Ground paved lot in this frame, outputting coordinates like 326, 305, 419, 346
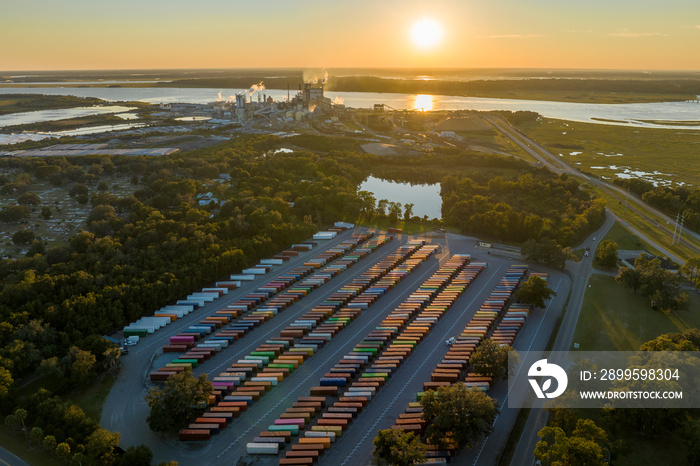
101, 230, 571, 465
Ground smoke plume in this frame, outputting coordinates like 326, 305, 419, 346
248, 81, 265, 97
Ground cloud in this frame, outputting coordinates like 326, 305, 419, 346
477, 34, 543, 39
566, 29, 596, 34
609, 31, 668, 38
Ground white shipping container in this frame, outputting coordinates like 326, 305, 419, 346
260, 259, 284, 265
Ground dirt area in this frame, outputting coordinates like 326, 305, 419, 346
435, 116, 492, 132
360, 142, 401, 156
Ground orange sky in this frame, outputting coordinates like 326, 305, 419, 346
1, 0, 699, 71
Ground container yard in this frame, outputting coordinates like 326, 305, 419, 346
101, 226, 570, 466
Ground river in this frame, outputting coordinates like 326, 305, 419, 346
0, 87, 698, 130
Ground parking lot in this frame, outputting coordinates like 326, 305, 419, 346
101, 229, 571, 465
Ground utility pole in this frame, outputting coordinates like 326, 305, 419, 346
672, 212, 680, 245
677, 213, 685, 245
624, 187, 630, 213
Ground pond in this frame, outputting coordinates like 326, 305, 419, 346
359, 176, 442, 219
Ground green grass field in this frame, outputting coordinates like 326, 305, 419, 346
0, 426, 54, 466
518, 118, 700, 187
65, 373, 117, 422
571, 274, 700, 351
356, 216, 439, 236
602, 220, 657, 253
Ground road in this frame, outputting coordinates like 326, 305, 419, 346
484, 116, 699, 259
102, 227, 392, 461
0, 448, 29, 466
507, 213, 625, 466
101, 230, 571, 465
325, 234, 570, 466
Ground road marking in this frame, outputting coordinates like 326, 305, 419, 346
214, 251, 446, 459
336, 265, 503, 466
133, 230, 358, 355
471, 277, 562, 466
199, 241, 405, 376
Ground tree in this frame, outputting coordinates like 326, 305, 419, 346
18, 192, 41, 206
56, 442, 71, 459
387, 202, 403, 223
515, 276, 556, 308
69, 183, 89, 198
376, 199, 388, 217
682, 419, 700, 466
420, 383, 496, 449
534, 426, 569, 466
616, 266, 640, 292
12, 229, 35, 245
470, 339, 515, 380
594, 239, 618, 268
0, 205, 31, 222
403, 203, 414, 221
85, 428, 120, 466
118, 444, 153, 466
372, 429, 427, 466
30, 426, 44, 447
535, 419, 611, 466
4, 408, 28, 437
65, 346, 96, 387
40, 206, 52, 220
43, 435, 57, 454
0, 366, 14, 397
521, 237, 570, 270
26, 240, 46, 257
71, 452, 88, 466
616, 254, 688, 311
679, 257, 700, 288
146, 371, 213, 433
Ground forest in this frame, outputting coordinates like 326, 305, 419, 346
0, 134, 605, 464
613, 177, 700, 233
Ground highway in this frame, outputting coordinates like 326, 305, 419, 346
484, 115, 699, 260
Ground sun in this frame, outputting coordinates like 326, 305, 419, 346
411, 19, 443, 49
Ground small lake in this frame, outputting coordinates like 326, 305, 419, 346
0, 105, 136, 128
359, 176, 442, 219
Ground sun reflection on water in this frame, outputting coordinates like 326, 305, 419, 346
413, 94, 433, 111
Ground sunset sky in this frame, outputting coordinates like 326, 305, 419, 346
1, 0, 699, 71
